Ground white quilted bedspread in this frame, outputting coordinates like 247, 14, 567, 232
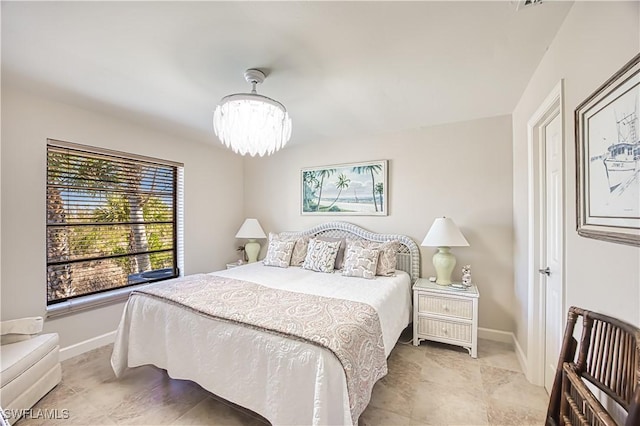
111, 263, 412, 426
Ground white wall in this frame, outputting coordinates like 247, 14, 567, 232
512, 1, 640, 354
244, 115, 515, 332
0, 87, 244, 348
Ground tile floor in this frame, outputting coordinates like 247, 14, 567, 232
17, 336, 549, 425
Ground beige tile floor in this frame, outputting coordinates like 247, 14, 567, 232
17, 337, 549, 426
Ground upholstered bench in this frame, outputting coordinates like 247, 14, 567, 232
0, 317, 61, 425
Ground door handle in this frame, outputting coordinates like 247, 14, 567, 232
538, 267, 551, 276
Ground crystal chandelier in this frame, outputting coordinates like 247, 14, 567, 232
213, 69, 292, 157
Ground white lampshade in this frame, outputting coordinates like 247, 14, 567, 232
235, 218, 267, 239
421, 217, 469, 247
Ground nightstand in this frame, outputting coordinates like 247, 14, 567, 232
226, 261, 245, 269
413, 278, 479, 358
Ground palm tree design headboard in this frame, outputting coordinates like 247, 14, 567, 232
280, 221, 420, 282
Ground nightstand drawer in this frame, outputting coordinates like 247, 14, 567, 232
417, 294, 473, 319
417, 317, 472, 344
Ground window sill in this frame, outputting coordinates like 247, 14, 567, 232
46, 284, 151, 319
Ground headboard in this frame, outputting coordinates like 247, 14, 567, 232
280, 221, 420, 283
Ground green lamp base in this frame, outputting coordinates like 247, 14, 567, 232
244, 240, 261, 263
433, 246, 456, 285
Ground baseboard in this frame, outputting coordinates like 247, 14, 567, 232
478, 327, 529, 375
59, 330, 117, 361
513, 334, 528, 378
478, 327, 513, 344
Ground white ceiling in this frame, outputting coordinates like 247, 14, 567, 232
2, 1, 573, 148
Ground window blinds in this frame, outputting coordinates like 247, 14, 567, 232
46, 141, 180, 305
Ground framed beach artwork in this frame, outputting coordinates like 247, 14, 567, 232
575, 53, 640, 246
301, 160, 388, 216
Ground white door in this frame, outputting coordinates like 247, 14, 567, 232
543, 112, 563, 393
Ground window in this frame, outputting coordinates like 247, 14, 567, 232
46, 140, 181, 306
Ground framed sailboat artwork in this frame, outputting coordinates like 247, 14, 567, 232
575, 53, 640, 246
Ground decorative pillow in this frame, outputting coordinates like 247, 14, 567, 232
371, 240, 400, 276
348, 239, 399, 276
263, 233, 295, 268
290, 236, 310, 266
342, 244, 380, 279
302, 238, 341, 273
317, 236, 346, 269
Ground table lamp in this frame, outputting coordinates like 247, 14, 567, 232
421, 217, 469, 285
235, 218, 267, 263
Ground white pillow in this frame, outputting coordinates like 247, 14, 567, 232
302, 238, 341, 273
263, 233, 295, 268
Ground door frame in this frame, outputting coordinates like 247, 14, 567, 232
526, 80, 565, 386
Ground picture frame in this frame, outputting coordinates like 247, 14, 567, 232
301, 160, 388, 216
575, 53, 640, 246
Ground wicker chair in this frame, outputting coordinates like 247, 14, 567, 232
546, 306, 640, 426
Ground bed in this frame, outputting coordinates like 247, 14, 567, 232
111, 222, 420, 425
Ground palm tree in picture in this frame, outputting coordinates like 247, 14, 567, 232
352, 164, 383, 212
315, 168, 335, 211
375, 182, 384, 210
302, 171, 319, 212
325, 173, 351, 211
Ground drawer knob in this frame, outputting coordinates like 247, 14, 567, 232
442, 327, 448, 334
442, 305, 448, 311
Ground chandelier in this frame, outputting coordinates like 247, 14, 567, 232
213, 69, 292, 157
